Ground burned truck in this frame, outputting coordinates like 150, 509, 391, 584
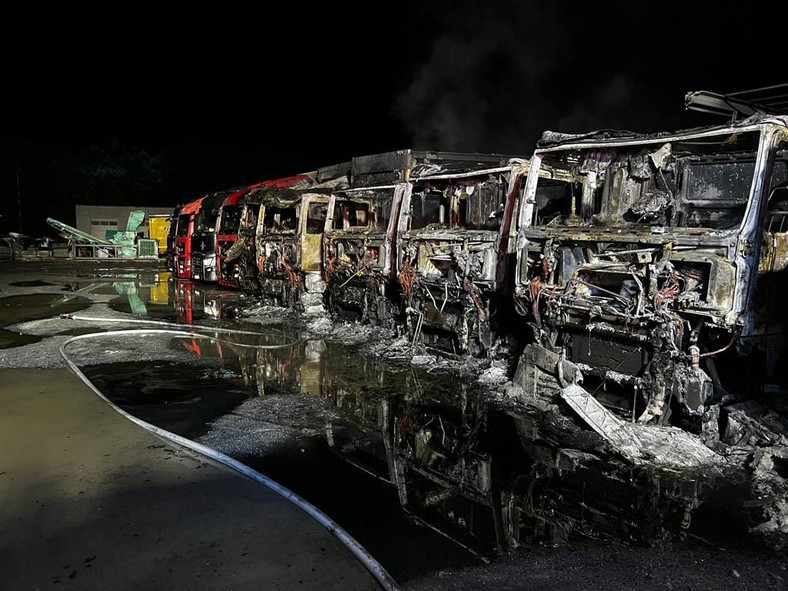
323, 152, 408, 328
508, 109, 788, 544
324, 149, 528, 344
241, 164, 351, 311
395, 155, 526, 356
173, 196, 204, 279
217, 174, 314, 290
513, 113, 788, 422
216, 182, 266, 289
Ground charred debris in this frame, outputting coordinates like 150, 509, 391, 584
164, 88, 788, 555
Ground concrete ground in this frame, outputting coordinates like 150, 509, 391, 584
0, 366, 381, 591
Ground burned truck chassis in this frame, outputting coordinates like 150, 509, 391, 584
256, 250, 300, 307
518, 234, 732, 427
326, 266, 398, 328
400, 270, 494, 357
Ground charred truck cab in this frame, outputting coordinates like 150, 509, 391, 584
510, 110, 788, 453
324, 151, 409, 328
396, 154, 527, 357
250, 164, 351, 311
190, 191, 230, 282
217, 174, 313, 290
324, 150, 530, 343
216, 182, 267, 289
174, 197, 204, 279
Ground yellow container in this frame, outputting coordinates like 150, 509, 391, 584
148, 215, 171, 255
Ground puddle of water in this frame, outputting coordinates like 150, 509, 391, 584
104, 277, 245, 325
62, 283, 121, 295
82, 329, 726, 578
79, 334, 484, 582
83, 361, 254, 439
74, 269, 164, 284
54, 271, 251, 327
0, 292, 94, 349
109, 297, 179, 321
0, 328, 42, 349
9, 280, 55, 287
0, 293, 93, 328
70, 322, 779, 581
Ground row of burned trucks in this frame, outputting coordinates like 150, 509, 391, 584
167, 113, 788, 446
167, 150, 520, 356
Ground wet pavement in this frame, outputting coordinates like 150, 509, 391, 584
0, 260, 382, 590
0, 367, 380, 591
1, 259, 787, 590
0, 293, 92, 348
76, 342, 486, 581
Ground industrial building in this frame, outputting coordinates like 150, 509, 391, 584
75, 205, 174, 246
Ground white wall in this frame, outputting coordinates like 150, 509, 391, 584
75, 205, 173, 240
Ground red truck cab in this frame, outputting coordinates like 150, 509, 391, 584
190, 191, 231, 282
174, 197, 204, 279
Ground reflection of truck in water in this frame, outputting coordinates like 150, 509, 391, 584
198, 331, 734, 557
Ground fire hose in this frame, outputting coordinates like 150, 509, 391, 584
57, 318, 400, 591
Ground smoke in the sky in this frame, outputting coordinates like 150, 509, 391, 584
393, 4, 564, 155
392, 1, 757, 154
555, 75, 640, 134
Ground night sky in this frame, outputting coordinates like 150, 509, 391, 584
1, 1, 779, 236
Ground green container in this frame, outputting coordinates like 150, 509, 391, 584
137, 239, 158, 258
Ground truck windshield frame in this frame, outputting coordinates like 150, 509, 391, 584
176, 215, 191, 237
528, 130, 762, 231
218, 206, 242, 235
